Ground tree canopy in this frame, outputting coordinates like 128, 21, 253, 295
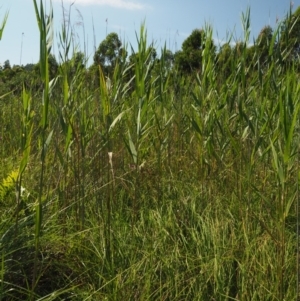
174, 29, 216, 74
93, 32, 126, 75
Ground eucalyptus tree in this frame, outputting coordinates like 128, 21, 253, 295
175, 29, 216, 74
93, 32, 126, 76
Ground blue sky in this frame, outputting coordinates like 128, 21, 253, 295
0, 0, 297, 66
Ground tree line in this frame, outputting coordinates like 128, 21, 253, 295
1, 6, 300, 95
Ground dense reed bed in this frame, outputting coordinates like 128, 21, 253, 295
0, 2, 299, 300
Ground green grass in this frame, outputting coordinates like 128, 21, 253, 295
0, 2, 299, 300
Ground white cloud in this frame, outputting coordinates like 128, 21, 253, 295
56, 0, 146, 10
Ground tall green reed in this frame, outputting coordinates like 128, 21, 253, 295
0, 12, 8, 301
152, 45, 173, 200
269, 68, 300, 300
15, 86, 33, 235
0, 10, 8, 41
32, 0, 53, 295
126, 23, 156, 218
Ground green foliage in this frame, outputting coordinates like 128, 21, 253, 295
217, 43, 234, 78
175, 28, 216, 74
47, 53, 58, 79
255, 25, 273, 65
0, 170, 18, 201
280, 6, 300, 62
93, 32, 126, 76
175, 29, 204, 73
0, 4, 299, 301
